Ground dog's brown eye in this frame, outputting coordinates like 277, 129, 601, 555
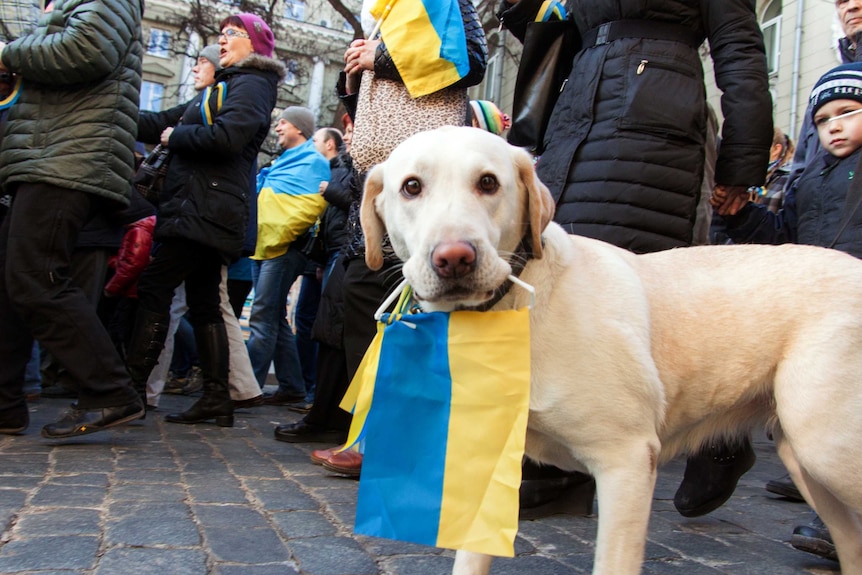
478, 174, 499, 194
401, 178, 422, 197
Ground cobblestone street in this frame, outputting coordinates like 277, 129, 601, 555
0, 392, 842, 574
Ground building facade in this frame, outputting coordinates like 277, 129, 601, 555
141, 0, 360, 158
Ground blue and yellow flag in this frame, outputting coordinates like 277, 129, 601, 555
343, 293, 531, 557
369, 0, 469, 98
253, 139, 330, 260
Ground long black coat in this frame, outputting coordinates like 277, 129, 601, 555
500, 0, 773, 253
138, 54, 284, 262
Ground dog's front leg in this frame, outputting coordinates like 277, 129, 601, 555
452, 550, 493, 575
591, 446, 659, 574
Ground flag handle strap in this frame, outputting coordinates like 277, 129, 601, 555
374, 275, 536, 321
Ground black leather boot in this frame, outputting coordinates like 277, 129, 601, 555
519, 458, 596, 519
674, 437, 756, 517
165, 323, 233, 427
125, 308, 171, 410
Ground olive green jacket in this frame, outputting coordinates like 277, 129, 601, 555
0, 0, 144, 205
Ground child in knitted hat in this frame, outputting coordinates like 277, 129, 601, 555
714, 61, 862, 257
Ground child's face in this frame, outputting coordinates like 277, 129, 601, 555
814, 99, 862, 157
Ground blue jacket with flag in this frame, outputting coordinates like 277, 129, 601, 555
138, 54, 284, 263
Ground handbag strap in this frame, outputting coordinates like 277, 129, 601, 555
828, 151, 862, 249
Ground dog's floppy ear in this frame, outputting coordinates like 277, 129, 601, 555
361, 163, 387, 271
513, 147, 555, 259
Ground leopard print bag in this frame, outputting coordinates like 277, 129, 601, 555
351, 70, 468, 173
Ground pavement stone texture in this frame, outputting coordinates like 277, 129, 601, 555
0, 391, 842, 575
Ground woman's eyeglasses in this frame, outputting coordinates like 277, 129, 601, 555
219, 29, 250, 40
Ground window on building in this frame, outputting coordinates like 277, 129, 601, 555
761, 0, 782, 76
484, 53, 500, 102
147, 28, 171, 57
140, 81, 164, 112
284, 0, 306, 21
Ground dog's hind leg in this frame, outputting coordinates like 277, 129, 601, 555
452, 550, 493, 575
776, 429, 862, 573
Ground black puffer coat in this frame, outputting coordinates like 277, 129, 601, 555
138, 54, 284, 262
499, 0, 773, 253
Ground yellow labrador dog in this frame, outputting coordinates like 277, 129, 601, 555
360, 126, 862, 575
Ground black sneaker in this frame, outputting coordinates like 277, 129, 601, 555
791, 513, 837, 561
0, 407, 29, 435
39, 383, 77, 399
765, 473, 804, 502
674, 438, 756, 517
41, 399, 145, 439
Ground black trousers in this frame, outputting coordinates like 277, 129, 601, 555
136, 238, 224, 327
0, 184, 136, 411
305, 255, 401, 431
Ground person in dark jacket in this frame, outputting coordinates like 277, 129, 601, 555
497, 0, 773, 517
273, 0, 487, 470
125, 13, 283, 428
0, 0, 146, 438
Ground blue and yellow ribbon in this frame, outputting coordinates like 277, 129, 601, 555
0, 76, 23, 111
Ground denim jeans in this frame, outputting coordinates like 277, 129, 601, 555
246, 247, 307, 396
294, 273, 321, 402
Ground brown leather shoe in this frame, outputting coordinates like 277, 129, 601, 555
311, 446, 339, 466
322, 449, 362, 476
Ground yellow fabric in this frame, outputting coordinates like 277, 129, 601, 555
437, 308, 530, 555
339, 323, 385, 452
252, 187, 327, 260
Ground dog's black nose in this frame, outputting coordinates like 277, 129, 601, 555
431, 241, 476, 279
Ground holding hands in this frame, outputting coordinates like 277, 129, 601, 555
709, 184, 750, 216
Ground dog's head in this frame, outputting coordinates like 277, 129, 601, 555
361, 126, 555, 311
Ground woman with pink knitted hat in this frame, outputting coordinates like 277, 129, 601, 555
127, 13, 286, 428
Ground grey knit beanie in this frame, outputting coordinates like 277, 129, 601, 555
198, 45, 224, 71
279, 106, 315, 139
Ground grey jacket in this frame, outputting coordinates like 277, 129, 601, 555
0, 0, 143, 205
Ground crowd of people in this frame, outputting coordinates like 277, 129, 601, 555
0, 0, 856, 567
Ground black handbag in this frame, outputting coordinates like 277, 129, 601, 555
508, 18, 579, 155
299, 218, 328, 265
132, 143, 171, 206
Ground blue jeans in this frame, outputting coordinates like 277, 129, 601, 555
246, 248, 306, 396
294, 273, 321, 402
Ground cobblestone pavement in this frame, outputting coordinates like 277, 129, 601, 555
0, 392, 842, 575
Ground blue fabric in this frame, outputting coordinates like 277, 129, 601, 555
355, 312, 452, 546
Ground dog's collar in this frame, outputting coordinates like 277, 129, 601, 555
464, 237, 537, 312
